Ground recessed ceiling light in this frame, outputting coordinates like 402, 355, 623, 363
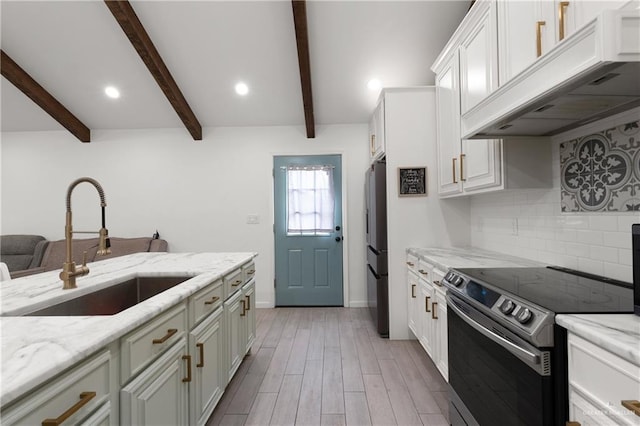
104, 86, 120, 99
367, 79, 382, 91
235, 82, 249, 96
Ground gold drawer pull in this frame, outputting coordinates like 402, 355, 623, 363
232, 279, 242, 287
196, 343, 205, 368
452, 157, 458, 183
246, 295, 251, 310
406, 261, 414, 267
425, 296, 431, 313
566, 422, 581, 426
419, 269, 428, 275
240, 300, 246, 316
42, 391, 96, 426
433, 280, 442, 287
432, 302, 438, 320
182, 355, 192, 382
622, 400, 640, 417
152, 328, 177, 344
411, 284, 416, 298
559, 1, 569, 41
536, 21, 546, 57
247, 269, 255, 274
204, 296, 220, 305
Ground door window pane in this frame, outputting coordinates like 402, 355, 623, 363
286, 165, 335, 235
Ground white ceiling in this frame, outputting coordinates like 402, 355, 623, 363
0, 0, 469, 134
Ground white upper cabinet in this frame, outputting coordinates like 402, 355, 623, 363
459, 0, 499, 113
498, 0, 630, 84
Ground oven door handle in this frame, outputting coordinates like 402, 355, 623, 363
447, 294, 541, 366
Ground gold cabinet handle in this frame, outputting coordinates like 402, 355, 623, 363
196, 342, 205, 368
406, 261, 414, 267
559, 1, 569, 41
622, 400, 640, 417
240, 300, 246, 316
232, 279, 242, 287
418, 269, 428, 276
566, 422, 581, 426
247, 269, 255, 274
432, 302, 438, 320
452, 157, 458, 183
204, 296, 220, 305
370, 135, 376, 156
433, 280, 442, 287
460, 154, 466, 182
411, 284, 416, 298
536, 21, 546, 57
245, 295, 251, 311
182, 355, 192, 383
42, 391, 96, 426
425, 296, 431, 313
152, 328, 177, 344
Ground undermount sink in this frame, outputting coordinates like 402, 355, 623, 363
25, 276, 190, 316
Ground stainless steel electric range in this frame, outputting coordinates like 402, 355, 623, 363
443, 266, 633, 426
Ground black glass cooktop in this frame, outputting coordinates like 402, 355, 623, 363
452, 266, 633, 314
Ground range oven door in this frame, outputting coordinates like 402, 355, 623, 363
446, 294, 555, 426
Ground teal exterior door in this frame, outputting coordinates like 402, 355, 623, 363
274, 155, 343, 306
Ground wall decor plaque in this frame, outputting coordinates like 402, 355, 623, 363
398, 167, 427, 197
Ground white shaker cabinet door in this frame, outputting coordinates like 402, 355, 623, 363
120, 339, 190, 426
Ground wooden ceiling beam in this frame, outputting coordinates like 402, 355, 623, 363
292, 0, 315, 139
1, 50, 91, 142
104, 0, 202, 140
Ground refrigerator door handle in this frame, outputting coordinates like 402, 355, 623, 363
367, 264, 381, 279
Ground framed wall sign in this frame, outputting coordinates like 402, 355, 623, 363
398, 167, 427, 197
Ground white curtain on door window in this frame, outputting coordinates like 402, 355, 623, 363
287, 165, 335, 235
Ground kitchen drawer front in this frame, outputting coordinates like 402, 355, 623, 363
190, 279, 223, 328
2, 349, 113, 426
120, 302, 188, 383
417, 260, 433, 283
223, 268, 243, 300
242, 261, 256, 284
568, 333, 640, 425
431, 268, 446, 296
406, 253, 419, 273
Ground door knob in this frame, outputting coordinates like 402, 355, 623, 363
335, 226, 341, 231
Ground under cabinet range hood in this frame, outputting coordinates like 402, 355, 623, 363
462, 9, 640, 139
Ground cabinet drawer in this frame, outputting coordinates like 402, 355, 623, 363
568, 333, 640, 424
431, 268, 446, 292
417, 260, 433, 282
120, 302, 187, 383
224, 268, 243, 300
2, 350, 113, 426
242, 261, 256, 283
190, 279, 223, 327
406, 253, 418, 272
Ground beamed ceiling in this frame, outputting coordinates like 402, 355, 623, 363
0, 0, 470, 142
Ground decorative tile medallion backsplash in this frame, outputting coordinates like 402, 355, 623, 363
560, 120, 640, 212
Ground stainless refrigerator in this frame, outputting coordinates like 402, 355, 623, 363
365, 160, 388, 337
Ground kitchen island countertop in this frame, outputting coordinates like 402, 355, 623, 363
0, 251, 257, 407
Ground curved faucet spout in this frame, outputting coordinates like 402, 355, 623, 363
61, 177, 111, 289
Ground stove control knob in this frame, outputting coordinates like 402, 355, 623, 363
454, 276, 464, 287
499, 299, 516, 315
516, 308, 533, 324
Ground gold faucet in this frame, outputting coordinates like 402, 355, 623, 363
60, 177, 111, 289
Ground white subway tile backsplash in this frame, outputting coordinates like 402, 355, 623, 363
589, 246, 618, 263
469, 113, 635, 283
602, 231, 632, 249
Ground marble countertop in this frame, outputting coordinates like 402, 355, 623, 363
407, 246, 544, 271
0, 251, 257, 406
556, 314, 640, 366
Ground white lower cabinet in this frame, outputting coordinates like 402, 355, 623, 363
1, 348, 117, 425
189, 306, 225, 426
120, 338, 190, 425
406, 254, 449, 382
242, 279, 256, 354
225, 289, 244, 383
567, 332, 640, 426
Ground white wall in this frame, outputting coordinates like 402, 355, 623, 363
0, 124, 370, 307
470, 109, 640, 283
383, 88, 470, 339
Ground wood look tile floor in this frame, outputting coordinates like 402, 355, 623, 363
207, 308, 450, 426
